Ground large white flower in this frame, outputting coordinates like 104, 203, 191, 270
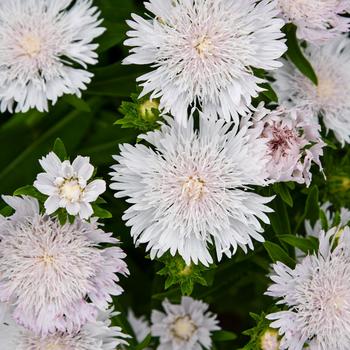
151, 297, 220, 350
34, 152, 106, 219
0, 0, 105, 113
110, 116, 273, 266
124, 0, 286, 125
273, 37, 350, 146
0, 196, 128, 336
277, 0, 350, 43
266, 228, 350, 350
0, 306, 129, 350
253, 105, 325, 186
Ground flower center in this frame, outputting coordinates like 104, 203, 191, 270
45, 344, 64, 350
182, 176, 206, 200
171, 316, 197, 341
194, 36, 213, 57
40, 252, 55, 265
59, 179, 83, 203
317, 78, 335, 101
21, 34, 42, 58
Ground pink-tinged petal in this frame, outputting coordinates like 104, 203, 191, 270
72, 156, 94, 181
38, 152, 62, 177
83, 180, 106, 202
44, 196, 60, 214
79, 202, 94, 220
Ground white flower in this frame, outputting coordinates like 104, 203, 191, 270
151, 296, 220, 350
110, 115, 273, 266
34, 152, 106, 219
266, 228, 350, 350
253, 105, 325, 186
0, 0, 105, 113
305, 201, 350, 237
273, 37, 350, 146
0, 306, 129, 350
0, 196, 129, 336
124, 0, 286, 125
128, 310, 151, 344
277, 0, 350, 43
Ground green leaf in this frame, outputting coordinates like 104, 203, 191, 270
285, 24, 318, 85
134, 334, 152, 350
62, 95, 91, 113
304, 185, 319, 225
0, 205, 12, 216
263, 241, 295, 268
213, 330, 237, 342
260, 83, 278, 103
92, 203, 112, 219
97, 21, 128, 52
13, 185, 46, 202
53, 138, 68, 161
279, 234, 318, 254
273, 183, 293, 207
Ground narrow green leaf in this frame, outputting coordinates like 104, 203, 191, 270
264, 241, 295, 267
14, 185, 46, 202
273, 183, 293, 207
213, 330, 237, 342
285, 24, 318, 85
92, 203, 112, 219
304, 186, 319, 225
53, 138, 68, 161
134, 334, 152, 350
279, 234, 318, 254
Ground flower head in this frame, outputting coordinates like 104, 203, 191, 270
110, 115, 273, 266
277, 0, 350, 43
0, 306, 129, 350
124, 0, 286, 124
273, 37, 350, 146
0, 0, 105, 113
266, 227, 350, 349
151, 296, 220, 350
254, 105, 325, 186
34, 152, 106, 219
0, 196, 128, 335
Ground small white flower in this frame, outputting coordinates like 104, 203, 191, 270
110, 115, 273, 266
305, 201, 350, 237
128, 310, 151, 344
0, 306, 129, 350
151, 296, 220, 350
0, 0, 105, 113
0, 196, 128, 335
253, 105, 325, 186
124, 0, 286, 125
34, 152, 106, 219
273, 37, 350, 146
277, 0, 350, 43
266, 227, 350, 350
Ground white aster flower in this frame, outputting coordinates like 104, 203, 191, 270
273, 37, 350, 146
0, 306, 129, 350
0, 0, 105, 113
110, 115, 273, 266
34, 152, 106, 219
266, 227, 350, 350
305, 201, 350, 237
151, 296, 220, 350
124, 0, 286, 125
253, 105, 325, 186
0, 196, 129, 336
128, 310, 151, 344
277, 0, 350, 44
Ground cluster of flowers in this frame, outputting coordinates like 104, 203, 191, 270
1, 0, 350, 349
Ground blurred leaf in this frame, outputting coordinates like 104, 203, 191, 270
134, 334, 152, 350
53, 138, 68, 161
273, 183, 293, 207
304, 185, 319, 225
285, 24, 318, 85
213, 330, 237, 342
13, 185, 46, 202
264, 241, 295, 267
279, 234, 318, 254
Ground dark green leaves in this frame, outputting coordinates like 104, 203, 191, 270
263, 241, 295, 268
53, 138, 67, 161
285, 24, 318, 85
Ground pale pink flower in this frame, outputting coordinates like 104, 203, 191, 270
0, 196, 128, 336
253, 105, 325, 186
